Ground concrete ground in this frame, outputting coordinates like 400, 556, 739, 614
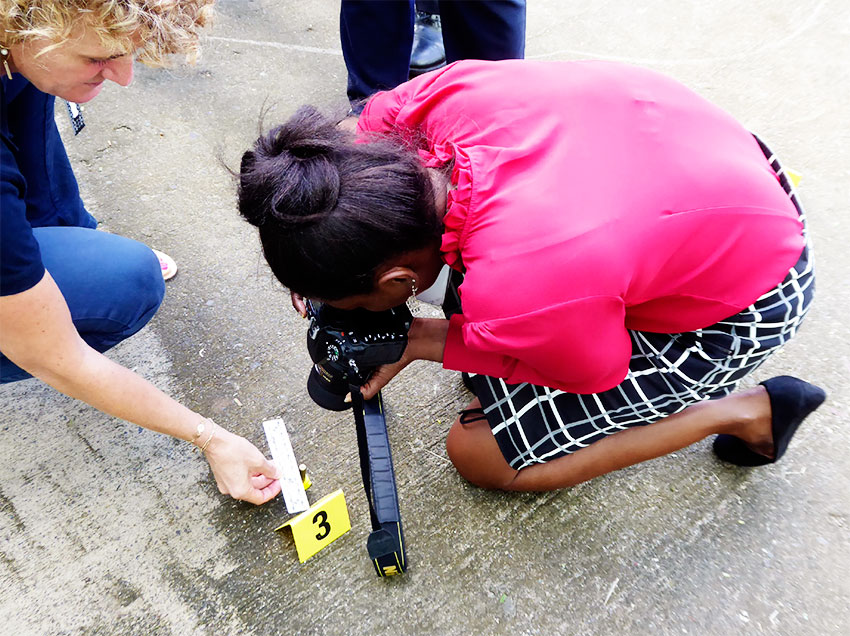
1, 1, 848, 634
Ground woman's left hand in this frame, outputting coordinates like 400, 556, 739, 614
359, 317, 450, 399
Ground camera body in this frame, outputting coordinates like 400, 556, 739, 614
306, 300, 413, 411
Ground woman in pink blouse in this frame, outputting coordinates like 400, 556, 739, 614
238, 60, 825, 491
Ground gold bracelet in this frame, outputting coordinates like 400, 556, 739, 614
199, 421, 217, 452
189, 420, 206, 446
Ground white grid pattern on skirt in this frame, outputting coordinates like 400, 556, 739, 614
473, 141, 815, 469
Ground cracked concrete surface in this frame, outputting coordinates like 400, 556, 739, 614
1, 1, 848, 634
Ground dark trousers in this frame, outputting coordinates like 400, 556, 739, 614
340, 0, 526, 108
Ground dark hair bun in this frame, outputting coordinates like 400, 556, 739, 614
286, 137, 336, 160
237, 101, 442, 301
238, 106, 345, 229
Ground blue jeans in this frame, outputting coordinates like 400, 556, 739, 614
0, 227, 165, 383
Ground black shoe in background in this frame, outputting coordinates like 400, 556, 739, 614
409, 12, 446, 77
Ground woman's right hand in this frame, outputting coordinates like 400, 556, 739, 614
291, 291, 308, 317
203, 426, 281, 504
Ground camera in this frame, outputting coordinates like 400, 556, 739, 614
303, 299, 413, 575
305, 300, 413, 411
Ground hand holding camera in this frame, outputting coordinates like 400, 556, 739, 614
305, 300, 414, 409
359, 317, 451, 399
304, 299, 450, 406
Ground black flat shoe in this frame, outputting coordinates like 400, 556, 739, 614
713, 376, 826, 466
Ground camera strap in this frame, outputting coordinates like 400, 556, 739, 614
351, 388, 407, 577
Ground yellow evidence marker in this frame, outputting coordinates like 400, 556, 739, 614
275, 489, 351, 563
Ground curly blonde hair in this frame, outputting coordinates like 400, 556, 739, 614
1, 1, 214, 66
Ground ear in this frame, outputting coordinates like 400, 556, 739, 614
376, 266, 417, 290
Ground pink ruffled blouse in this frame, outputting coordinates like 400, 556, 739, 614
358, 60, 805, 394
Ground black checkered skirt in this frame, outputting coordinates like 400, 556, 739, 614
469, 141, 816, 470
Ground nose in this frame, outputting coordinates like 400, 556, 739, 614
101, 56, 134, 87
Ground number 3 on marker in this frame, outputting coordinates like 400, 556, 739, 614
276, 489, 352, 563
313, 510, 331, 540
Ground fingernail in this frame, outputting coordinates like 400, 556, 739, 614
343, 392, 352, 403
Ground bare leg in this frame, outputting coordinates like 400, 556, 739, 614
445, 387, 774, 492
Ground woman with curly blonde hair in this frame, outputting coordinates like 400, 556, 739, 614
1, 2, 281, 505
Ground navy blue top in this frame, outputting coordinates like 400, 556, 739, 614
1, 75, 97, 296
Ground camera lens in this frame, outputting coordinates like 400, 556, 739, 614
306, 363, 352, 411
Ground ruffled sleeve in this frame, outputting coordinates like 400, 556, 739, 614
357, 88, 404, 137
438, 144, 474, 272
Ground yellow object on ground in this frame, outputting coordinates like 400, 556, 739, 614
275, 490, 351, 563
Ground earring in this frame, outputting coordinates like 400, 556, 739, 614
407, 279, 418, 311
1, 47, 12, 80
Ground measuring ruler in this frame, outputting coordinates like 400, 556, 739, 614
263, 418, 309, 514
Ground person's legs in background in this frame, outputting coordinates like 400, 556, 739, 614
339, 0, 526, 112
0, 227, 165, 383
438, 0, 526, 62
340, 0, 415, 111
